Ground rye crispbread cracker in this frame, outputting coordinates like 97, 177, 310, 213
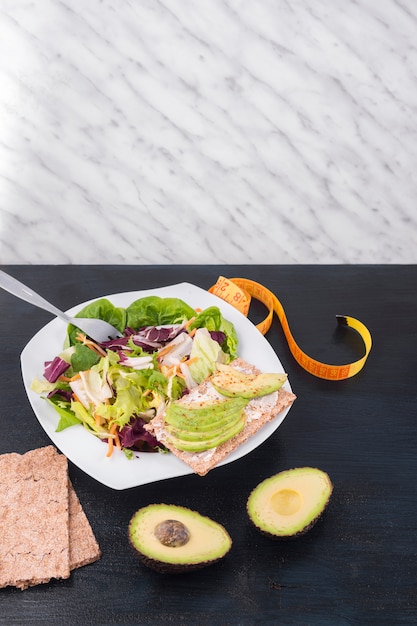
0, 446, 101, 590
146, 358, 296, 476
68, 481, 101, 569
0, 446, 70, 590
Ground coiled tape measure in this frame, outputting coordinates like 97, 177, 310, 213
209, 276, 372, 381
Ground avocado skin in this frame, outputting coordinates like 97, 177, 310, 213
246, 467, 333, 540
131, 552, 226, 574
128, 504, 232, 574
249, 510, 328, 541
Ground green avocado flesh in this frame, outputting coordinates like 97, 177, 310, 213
247, 467, 333, 538
166, 410, 247, 452
129, 504, 232, 573
211, 364, 287, 399
164, 396, 249, 431
165, 409, 245, 442
163, 396, 249, 452
162, 364, 287, 453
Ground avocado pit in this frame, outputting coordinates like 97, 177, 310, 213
129, 503, 232, 573
154, 519, 191, 547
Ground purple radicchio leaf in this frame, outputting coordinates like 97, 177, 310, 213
100, 336, 130, 350
209, 330, 227, 345
119, 416, 165, 452
43, 357, 70, 383
101, 326, 186, 353
129, 326, 186, 352
47, 388, 73, 402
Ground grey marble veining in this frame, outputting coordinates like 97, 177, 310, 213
0, 0, 416, 265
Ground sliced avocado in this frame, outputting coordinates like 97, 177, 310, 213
164, 396, 248, 431
247, 467, 333, 538
211, 364, 287, 399
129, 504, 232, 573
165, 406, 245, 442
165, 409, 246, 452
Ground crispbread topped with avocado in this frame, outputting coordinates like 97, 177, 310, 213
146, 358, 296, 476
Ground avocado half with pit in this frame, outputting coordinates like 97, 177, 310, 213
129, 504, 232, 573
247, 467, 333, 539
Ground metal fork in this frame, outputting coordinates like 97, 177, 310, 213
0, 270, 123, 343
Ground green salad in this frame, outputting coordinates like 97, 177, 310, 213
32, 295, 238, 458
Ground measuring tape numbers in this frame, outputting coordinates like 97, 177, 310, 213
209, 276, 372, 381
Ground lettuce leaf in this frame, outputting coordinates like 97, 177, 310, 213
126, 296, 195, 328
71, 343, 101, 372
65, 296, 238, 365
189, 306, 238, 360
67, 298, 127, 345
188, 328, 227, 384
46, 398, 81, 432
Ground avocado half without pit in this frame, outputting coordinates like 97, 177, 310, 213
129, 504, 232, 573
247, 467, 333, 538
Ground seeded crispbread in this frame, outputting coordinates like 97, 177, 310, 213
0, 446, 101, 590
0, 446, 70, 590
146, 358, 296, 476
68, 480, 101, 570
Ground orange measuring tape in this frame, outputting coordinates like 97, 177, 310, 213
209, 276, 372, 381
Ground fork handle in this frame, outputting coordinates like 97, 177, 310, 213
0, 270, 71, 324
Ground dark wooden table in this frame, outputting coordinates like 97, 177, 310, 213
1, 265, 416, 625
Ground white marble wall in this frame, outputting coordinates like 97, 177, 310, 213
0, 0, 416, 265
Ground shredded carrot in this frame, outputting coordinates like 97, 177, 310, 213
183, 356, 199, 366
187, 327, 198, 338
183, 316, 196, 329
174, 364, 186, 380
106, 437, 113, 458
72, 392, 82, 404
76, 332, 107, 357
142, 389, 151, 398
194, 308, 202, 313
164, 364, 178, 378
58, 373, 81, 382
106, 423, 118, 458
158, 343, 175, 357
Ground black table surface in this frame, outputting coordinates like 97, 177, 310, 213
1, 265, 416, 626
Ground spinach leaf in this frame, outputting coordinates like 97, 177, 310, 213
126, 296, 195, 328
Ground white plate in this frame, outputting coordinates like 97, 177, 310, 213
21, 282, 294, 490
